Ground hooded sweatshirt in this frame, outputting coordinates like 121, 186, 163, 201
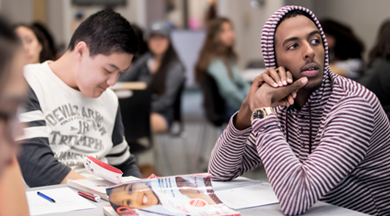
208, 5, 390, 216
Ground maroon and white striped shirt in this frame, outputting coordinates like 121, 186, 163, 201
208, 5, 390, 216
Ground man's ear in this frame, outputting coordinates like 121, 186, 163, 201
74, 41, 89, 62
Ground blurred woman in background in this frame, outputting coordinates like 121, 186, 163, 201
321, 19, 365, 80
120, 21, 185, 133
195, 17, 250, 118
360, 19, 390, 120
14, 23, 57, 64
0, 17, 29, 216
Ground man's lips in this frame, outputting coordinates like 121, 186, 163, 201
99, 86, 108, 91
301, 62, 320, 78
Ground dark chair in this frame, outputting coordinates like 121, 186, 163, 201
118, 89, 152, 154
171, 79, 186, 136
199, 73, 227, 127
195, 73, 229, 172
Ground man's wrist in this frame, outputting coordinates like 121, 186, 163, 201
234, 101, 252, 130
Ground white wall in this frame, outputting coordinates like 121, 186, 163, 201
0, 0, 33, 24
217, 0, 284, 68
58, 0, 146, 48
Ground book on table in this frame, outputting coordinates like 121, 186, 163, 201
105, 174, 240, 216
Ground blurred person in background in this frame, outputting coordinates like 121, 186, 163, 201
32, 22, 60, 59
120, 21, 185, 133
195, 17, 250, 119
130, 23, 149, 64
360, 19, 390, 120
0, 17, 29, 216
321, 19, 365, 80
14, 23, 57, 64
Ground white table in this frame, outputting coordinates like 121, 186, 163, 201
26, 179, 367, 216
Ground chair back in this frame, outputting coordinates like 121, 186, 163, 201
199, 73, 227, 127
118, 89, 152, 154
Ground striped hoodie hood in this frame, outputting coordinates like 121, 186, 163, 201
261, 5, 332, 111
261, 5, 329, 70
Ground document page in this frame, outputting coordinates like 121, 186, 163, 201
26, 187, 96, 215
212, 179, 279, 210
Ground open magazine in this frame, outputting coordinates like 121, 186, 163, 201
106, 174, 240, 216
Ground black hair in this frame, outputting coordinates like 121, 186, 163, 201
130, 23, 149, 62
149, 40, 183, 96
368, 19, 390, 67
14, 23, 57, 63
68, 9, 139, 56
276, 10, 314, 32
32, 22, 58, 61
320, 19, 364, 60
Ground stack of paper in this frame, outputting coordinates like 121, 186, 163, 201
26, 187, 96, 215
212, 178, 279, 210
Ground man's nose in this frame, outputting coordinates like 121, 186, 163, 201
303, 42, 315, 60
107, 74, 119, 86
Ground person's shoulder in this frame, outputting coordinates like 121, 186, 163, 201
24, 62, 47, 75
331, 73, 380, 109
207, 58, 224, 70
132, 52, 151, 67
99, 88, 119, 109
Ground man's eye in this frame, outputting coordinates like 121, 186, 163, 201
126, 200, 131, 206
105, 69, 113, 74
311, 39, 320, 45
287, 44, 298, 50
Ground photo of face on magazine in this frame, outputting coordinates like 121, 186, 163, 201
106, 175, 240, 216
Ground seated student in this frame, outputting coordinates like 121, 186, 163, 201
360, 19, 390, 120
14, 23, 57, 64
321, 19, 365, 80
0, 17, 29, 215
18, 9, 142, 187
208, 6, 390, 216
119, 21, 185, 133
195, 17, 250, 119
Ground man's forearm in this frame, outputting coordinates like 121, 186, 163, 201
60, 169, 87, 184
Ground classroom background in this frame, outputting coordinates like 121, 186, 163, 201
4, 0, 390, 179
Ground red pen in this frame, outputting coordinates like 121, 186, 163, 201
78, 191, 101, 202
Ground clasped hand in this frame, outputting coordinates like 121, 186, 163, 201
234, 66, 308, 130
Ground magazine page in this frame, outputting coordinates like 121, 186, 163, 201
106, 174, 240, 216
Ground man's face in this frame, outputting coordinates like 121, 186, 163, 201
275, 15, 325, 91
75, 51, 133, 98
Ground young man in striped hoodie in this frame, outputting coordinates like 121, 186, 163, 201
209, 6, 390, 216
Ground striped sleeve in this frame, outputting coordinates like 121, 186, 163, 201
107, 106, 141, 178
17, 86, 71, 187
252, 97, 373, 215
208, 112, 263, 181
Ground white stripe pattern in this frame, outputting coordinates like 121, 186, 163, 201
19, 110, 45, 123
109, 139, 129, 154
107, 146, 130, 165
17, 126, 49, 141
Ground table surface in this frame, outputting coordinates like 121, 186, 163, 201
26, 179, 367, 216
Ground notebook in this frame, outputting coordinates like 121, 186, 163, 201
26, 187, 96, 215
212, 178, 279, 210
